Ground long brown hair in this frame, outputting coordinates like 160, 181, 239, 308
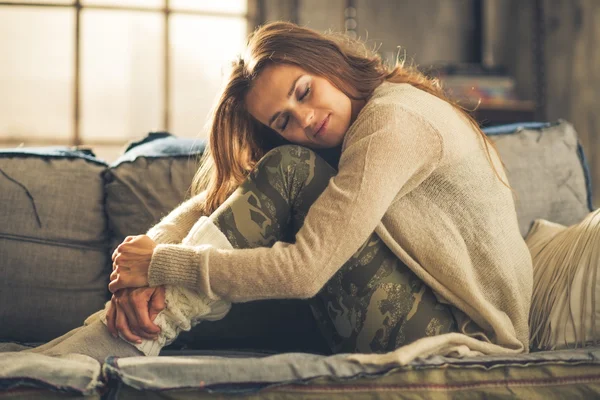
192, 21, 512, 214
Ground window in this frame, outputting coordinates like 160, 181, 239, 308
0, 0, 249, 162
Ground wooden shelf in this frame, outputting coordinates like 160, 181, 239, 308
460, 99, 537, 127
475, 99, 536, 111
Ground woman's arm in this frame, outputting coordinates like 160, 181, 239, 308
145, 190, 208, 244
106, 191, 207, 340
119, 105, 444, 302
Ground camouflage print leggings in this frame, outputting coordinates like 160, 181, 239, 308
209, 145, 457, 354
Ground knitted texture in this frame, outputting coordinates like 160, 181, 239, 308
146, 82, 533, 365
145, 191, 208, 245
96, 216, 232, 356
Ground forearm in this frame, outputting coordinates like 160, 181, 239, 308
146, 191, 207, 244
148, 242, 321, 302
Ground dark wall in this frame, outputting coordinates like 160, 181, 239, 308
258, 0, 600, 208
496, 0, 600, 208
261, 0, 477, 65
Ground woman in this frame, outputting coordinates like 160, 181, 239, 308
21, 21, 533, 363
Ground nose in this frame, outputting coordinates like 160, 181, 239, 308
292, 105, 314, 130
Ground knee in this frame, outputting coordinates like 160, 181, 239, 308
259, 145, 334, 174
261, 145, 316, 168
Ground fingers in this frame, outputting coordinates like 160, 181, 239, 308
108, 277, 124, 293
114, 298, 142, 344
111, 288, 162, 340
149, 286, 166, 321
117, 295, 141, 337
130, 289, 161, 337
112, 236, 135, 261
106, 296, 118, 338
108, 274, 148, 293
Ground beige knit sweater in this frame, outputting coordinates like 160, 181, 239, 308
146, 82, 533, 365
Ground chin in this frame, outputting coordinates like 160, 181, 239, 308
328, 134, 345, 148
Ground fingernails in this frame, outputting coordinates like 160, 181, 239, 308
136, 340, 142, 344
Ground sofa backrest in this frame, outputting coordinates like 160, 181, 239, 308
0, 148, 110, 342
0, 120, 594, 350
485, 120, 593, 236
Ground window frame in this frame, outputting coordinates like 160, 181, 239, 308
0, 0, 258, 146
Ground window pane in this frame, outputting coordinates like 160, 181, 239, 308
0, 1, 73, 4
170, 0, 246, 14
0, 7, 74, 141
170, 15, 246, 138
80, 10, 164, 141
82, 0, 163, 8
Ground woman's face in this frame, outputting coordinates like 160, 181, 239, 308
245, 63, 363, 149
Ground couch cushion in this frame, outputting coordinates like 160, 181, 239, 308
0, 352, 102, 398
0, 148, 110, 342
104, 134, 330, 354
102, 347, 600, 398
104, 133, 205, 249
485, 120, 593, 236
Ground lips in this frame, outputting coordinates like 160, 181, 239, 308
314, 114, 330, 138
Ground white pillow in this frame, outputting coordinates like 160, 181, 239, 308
526, 209, 600, 350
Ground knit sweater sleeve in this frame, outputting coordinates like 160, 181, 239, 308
145, 191, 207, 244
147, 105, 444, 301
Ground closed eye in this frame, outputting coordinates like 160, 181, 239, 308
279, 84, 311, 131
299, 85, 310, 101
279, 115, 290, 131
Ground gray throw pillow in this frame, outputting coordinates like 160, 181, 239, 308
0, 148, 109, 342
486, 120, 593, 237
104, 134, 205, 250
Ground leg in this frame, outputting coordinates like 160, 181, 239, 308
22, 320, 142, 362
310, 234, 457, 353
208, 145, 333, 247
206, 145, 457, 353
18, 214, 233, 361
15, 208, 235, 361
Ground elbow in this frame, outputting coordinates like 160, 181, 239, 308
292, 279, 324, 299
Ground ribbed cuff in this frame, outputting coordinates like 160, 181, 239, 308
147, 217, 232, 300
148, 244, 203, 288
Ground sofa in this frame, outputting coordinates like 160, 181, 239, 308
1, 120, 599, 399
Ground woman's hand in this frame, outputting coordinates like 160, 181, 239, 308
105, 286, 166, 343
109, 235, 157, 293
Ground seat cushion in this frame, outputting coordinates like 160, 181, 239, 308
0, 148, 110, 343
0, 352, 102, 398
102, 347, 600, 398
485, 120, 593, 236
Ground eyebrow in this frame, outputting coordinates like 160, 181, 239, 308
268, 74, 304, 128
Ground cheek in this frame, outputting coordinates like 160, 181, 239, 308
330, 90, 350, 117
334, 96, 352, 128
